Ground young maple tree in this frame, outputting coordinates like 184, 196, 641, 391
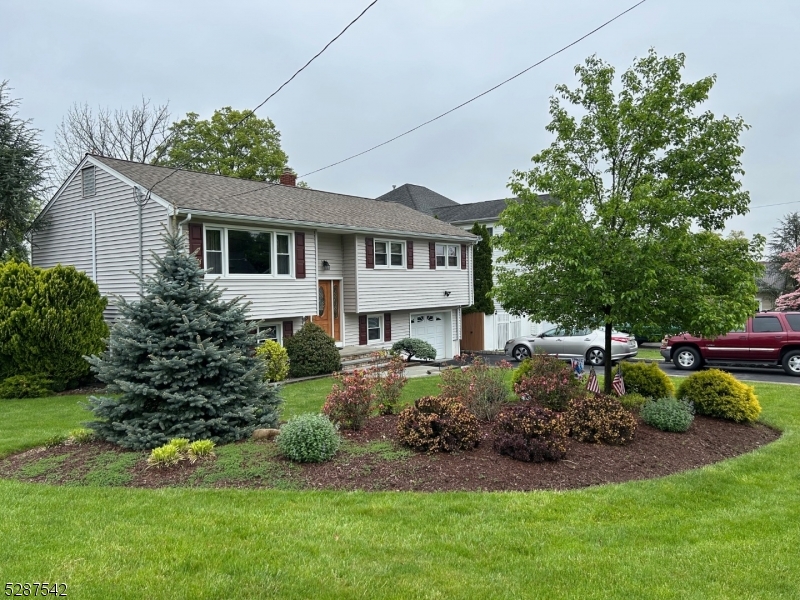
494, 50, 764, 392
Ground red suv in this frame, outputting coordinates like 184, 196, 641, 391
660, 312, 800, 376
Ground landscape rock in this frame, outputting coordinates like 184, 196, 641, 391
252, 428, 280, 441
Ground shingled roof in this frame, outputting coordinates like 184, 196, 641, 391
375, 183, 458, 215
89, 157, 475, 241
429, 194, 553, 224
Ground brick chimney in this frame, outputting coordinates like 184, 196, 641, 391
280, 168, 297, 186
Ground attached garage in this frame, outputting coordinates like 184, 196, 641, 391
410, 313, 448, 360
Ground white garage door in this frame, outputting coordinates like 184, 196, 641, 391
410, 313, 446, 359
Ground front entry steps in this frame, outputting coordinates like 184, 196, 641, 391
338, 345, 447, 373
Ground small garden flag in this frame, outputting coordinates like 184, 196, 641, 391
570, 358, 585, 378
586, 367, 600, 394
612, 365, 626, 396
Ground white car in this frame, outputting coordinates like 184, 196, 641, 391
504, 327, 638, 365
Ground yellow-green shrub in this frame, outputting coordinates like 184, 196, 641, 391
255, 339, 290, 382
147, 443, 182, 467
620, 362, 674, 398
676, 369, 761, 423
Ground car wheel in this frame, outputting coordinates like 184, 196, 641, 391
673, 346, 701, 371
512, 345, 531, 362
586, 347, 605, 366
782, 350, 800, 376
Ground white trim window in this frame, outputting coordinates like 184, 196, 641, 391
374, 240, 405, 268
435, 243, 459, 269
82, 166, 96, 198
203, 225, 293, 278
367, 314, 383, 342
249, 322, 282, 345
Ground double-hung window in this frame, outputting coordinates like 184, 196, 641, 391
203, 226, 293, 277
435, 243, 459, 268
249, 322, 281, 344
374, 240, 404, 268
367, 315, 383, 342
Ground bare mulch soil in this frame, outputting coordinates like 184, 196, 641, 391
0, 416, 779, 492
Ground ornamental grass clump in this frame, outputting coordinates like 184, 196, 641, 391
640, 397, 694, 433
147, 443, 182, 468
513, 354, 583, 412
397, 396, 480, 453
567, 394, 637, 445
440, 356, 512, 421
147, 438, 216, 467
493, 403, 568, 462
187, 439, 216, 462
677, 369, 761, 423
323, 369, 375, 430
277, 413, 341, 463
619, 362, 675, 398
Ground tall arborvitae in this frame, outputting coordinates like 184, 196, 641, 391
463, 222, 494, 315
87, 229, 281, 450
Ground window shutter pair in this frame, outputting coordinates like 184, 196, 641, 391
358, 313, 392, 345
189, 223, 204, 267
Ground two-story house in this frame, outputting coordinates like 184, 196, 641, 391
31, 156, 477, 360
377, 184, 553, 351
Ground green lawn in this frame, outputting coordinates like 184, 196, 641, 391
0, 378, 798, 598
634, 347, 664, 361
0, 395, 92, 458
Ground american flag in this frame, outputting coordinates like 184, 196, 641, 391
586, 367, 600, 394
612, 366, 626, 396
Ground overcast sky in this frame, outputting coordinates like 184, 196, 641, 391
2, 0, 799, 242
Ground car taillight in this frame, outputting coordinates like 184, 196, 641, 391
611, 336, 629, 343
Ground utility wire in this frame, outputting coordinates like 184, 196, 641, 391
749, 199, 800, 209
299, 0, 648, 178
144, 0, 380, 196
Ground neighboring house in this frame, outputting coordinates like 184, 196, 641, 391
756, 261, 782, 311
31, 156, 477, 360
378, 185, 553, 351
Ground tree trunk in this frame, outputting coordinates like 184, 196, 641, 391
604, 322, 613, 394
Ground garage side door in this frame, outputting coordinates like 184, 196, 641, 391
411, 313, 446, 359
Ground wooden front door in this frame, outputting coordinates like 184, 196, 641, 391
312, 280, 341, 342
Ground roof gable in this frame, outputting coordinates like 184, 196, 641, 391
376, 183, 458, 215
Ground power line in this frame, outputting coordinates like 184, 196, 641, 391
144, 0, 380, 196
299, 0, 648, 178
749, 200, 800, 209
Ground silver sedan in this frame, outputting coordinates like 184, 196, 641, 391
504, 327, 638, 365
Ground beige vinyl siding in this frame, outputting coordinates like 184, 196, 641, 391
342, 234, 357, 313
32, 164, 169, 319
355, 235, 471, 313
316, 232, 344, 279
197, 223, 317, 321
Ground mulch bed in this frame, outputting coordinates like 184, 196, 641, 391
0, 415, 780, 492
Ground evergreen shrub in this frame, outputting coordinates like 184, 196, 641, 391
640, 397, 694, 432
676, 369, 761, 423
284, 322, 341, 378
620, 362, 675, 398
513, 354, 583, 411
277, 413, 341, 463
0, 374, 53, 399
255, 339, 289, 382
86, 230, 282, 450
0, 261, 107, 389
567, 394, 637, 445
390, 338, 437, 361
618, 392, 647, 413
397, 396, 480, 453
493, 403, 568, 462
440, 357, 512, 420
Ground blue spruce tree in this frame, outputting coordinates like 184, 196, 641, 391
87, 229, 281, 450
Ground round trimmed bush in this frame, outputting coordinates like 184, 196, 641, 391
397, 396, 480, 453
277, 413, 341, 463
619, 362, 675, 398
255, 339, 290, 382
640, 397, 694, 433
567, 394, 637, 445
676, 369, 761, 423
284, 322, 341, 378
493, 403, 568, 462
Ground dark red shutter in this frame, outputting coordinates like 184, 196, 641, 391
189, 223, 204, 267
461, 244, 467, 270
294, 232, 305, 279
359, 315, 367, 345
384, 313, 392, 342
429, 242, 436, 269
282, 321, 293, 339
406, 241, 414, 269
365, 237, 374, 269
